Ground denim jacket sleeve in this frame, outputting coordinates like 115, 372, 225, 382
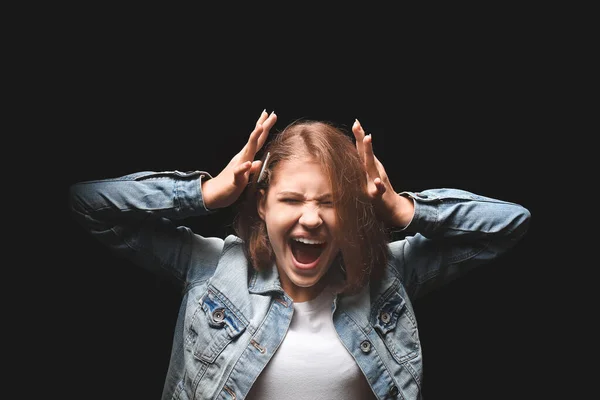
388, 188, 531, 301
68, 170, 224, 290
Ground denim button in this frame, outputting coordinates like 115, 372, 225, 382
381, 311, 391, 324
389, 385, 399, 397
212, 309, 225, 322
360, 340, 371, 353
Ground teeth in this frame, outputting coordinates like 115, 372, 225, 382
293, 237, 325, 245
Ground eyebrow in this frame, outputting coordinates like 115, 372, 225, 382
277, 191, 333, 200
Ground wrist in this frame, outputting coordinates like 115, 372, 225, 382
390, 194, 415, 229
200, 176, 214, 209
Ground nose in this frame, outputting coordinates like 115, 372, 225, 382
298, 205, 323, 229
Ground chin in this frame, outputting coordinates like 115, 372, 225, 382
291, 275, 325, 288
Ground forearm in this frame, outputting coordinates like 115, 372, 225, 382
403, 188, 531, 241
69, 170, 214, 230
389, 188, 531, 299
68, 170, 221, 285
386, 193, 415, 229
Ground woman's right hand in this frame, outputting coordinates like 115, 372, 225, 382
202, 110, 277, 209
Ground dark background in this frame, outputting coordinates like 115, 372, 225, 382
57, 18, 548, 400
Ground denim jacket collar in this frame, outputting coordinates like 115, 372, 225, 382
210, 235, 285, 299
248, 265, 285, 295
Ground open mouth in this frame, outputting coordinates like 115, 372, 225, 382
290, 237, 327, 269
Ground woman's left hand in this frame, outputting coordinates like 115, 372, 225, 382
352, 119, 414, 228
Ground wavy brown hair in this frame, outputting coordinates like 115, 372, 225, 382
233, 119, 389, 294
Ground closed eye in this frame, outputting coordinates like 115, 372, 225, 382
279, 198, 333, 206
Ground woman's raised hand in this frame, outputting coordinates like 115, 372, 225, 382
202, 110, 277, 209
352, 119, 414, 228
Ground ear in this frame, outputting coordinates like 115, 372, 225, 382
257, 189, 267, 221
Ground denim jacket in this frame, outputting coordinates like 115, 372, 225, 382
69, 170, 530, 400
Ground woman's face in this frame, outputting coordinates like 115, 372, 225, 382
258, 156, 340, 302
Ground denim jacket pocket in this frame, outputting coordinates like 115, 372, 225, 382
373, 293, 421, 364
187, 289, 246, 364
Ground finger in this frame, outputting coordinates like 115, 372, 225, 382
363, 134, 380, 181
367, 177, 386, 198
233, 161, 252, 185
256, 109, 269, 127
352, 119, 366, 162
257, 111, 277, 151
374, 177, 387, 195
249, 160, 262, 175
373, 154, 384, 170
245, 109, 269, 156
242, 123, 264, 161
244, 160, 263, 184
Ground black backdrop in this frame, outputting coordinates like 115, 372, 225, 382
59, 25, 545, 400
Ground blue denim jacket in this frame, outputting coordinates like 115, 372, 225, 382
69, 170, 530, 400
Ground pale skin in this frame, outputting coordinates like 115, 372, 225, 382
351, 119, 414, 228
202, 110, 415, 301
202, 110, 278, 210
257, 158, 339, 301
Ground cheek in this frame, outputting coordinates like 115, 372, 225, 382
323, 210, 339, 230
265, 209, 295, 238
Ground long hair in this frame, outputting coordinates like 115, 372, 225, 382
233, 119, 389, 294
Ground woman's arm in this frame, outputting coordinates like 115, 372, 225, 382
389, 188, 531, 300
69, 110, 278, 290
69, 170, 225, 289
351, 120, 531, 300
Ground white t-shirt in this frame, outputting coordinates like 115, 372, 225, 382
246, 288, 376, 400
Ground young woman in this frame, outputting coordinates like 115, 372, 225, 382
69, 110, 531, 399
